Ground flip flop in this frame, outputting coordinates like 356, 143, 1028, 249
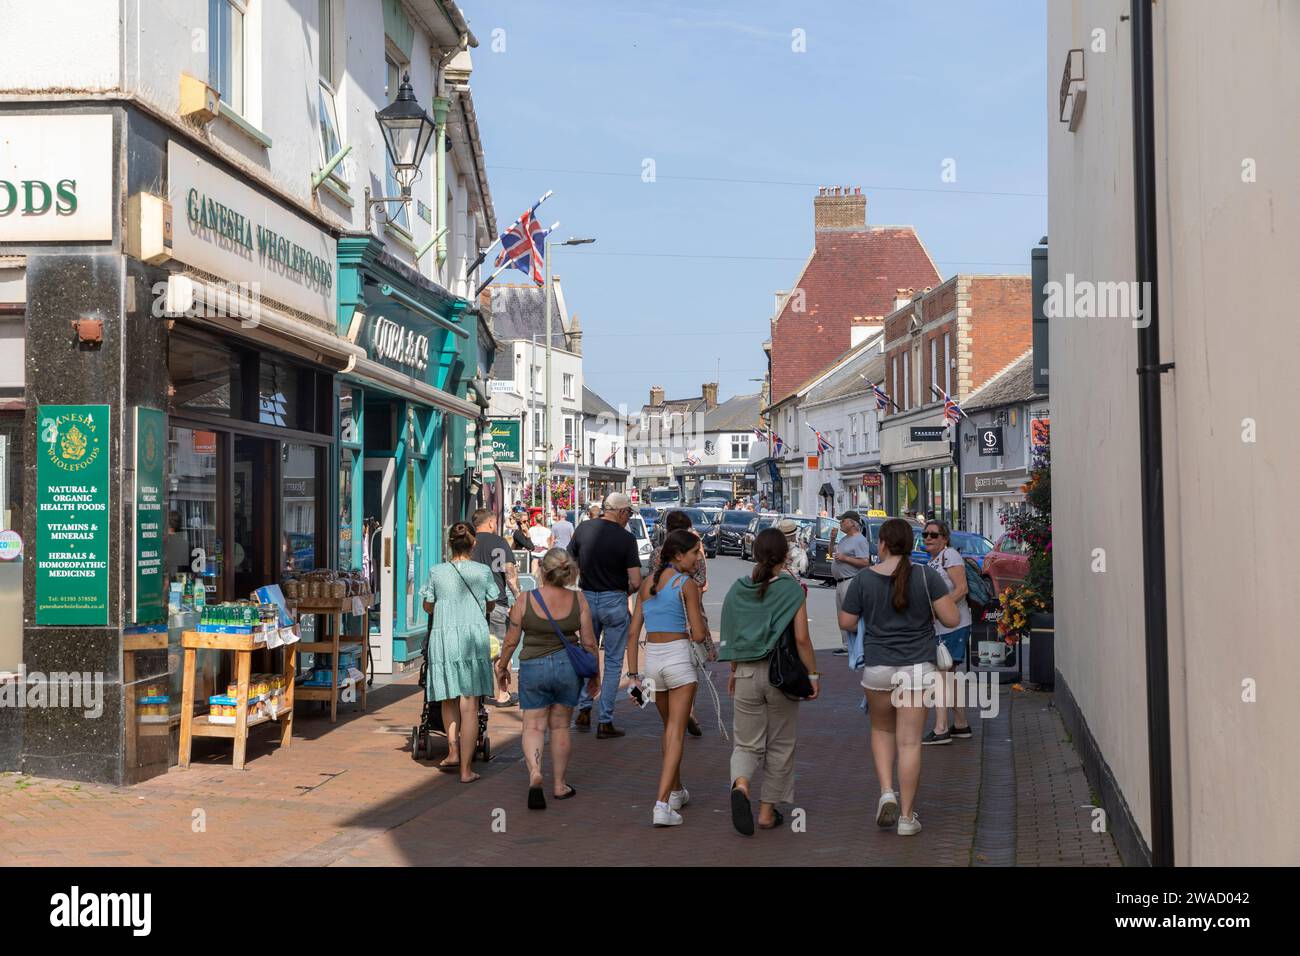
731, 786, 755, 836
758, 808, 785, 830
528, 786, 546, 810
437, 759, 459, 773
553, 785, 577, 800
460, 772, 480, 784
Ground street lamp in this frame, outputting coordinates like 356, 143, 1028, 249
365, 72, 437, 230
543, 237, 596, 521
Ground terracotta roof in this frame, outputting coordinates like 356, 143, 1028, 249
769, 226, 939, 403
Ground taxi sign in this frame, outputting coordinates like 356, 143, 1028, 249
866, 509, 888, 518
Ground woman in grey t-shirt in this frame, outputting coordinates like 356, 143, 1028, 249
839, 518, 959, 837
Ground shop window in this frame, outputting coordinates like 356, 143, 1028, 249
257, 357, 309, 430
209, 0, 246, 116
166, 426, 221, 598
170, 334, 239, 418
338, 446, 355, 569
0, 414, 23, 673
282, 443, 322, 575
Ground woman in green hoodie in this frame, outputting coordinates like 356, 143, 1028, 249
719, 528, 818, 835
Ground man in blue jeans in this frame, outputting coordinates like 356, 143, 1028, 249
568, 492, 643, 738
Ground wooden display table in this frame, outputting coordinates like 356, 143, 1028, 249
289, 592, 372, 723
178, 630, 297, 771
124, 630, 174, 772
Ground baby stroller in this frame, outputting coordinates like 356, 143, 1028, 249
411, 616, 492, 763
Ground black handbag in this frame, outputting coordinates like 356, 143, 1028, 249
768, 618, 814, 699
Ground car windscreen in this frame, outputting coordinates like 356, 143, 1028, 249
722, 512, 751, 526
649, 489, 679, 502
628, 517, 648, 540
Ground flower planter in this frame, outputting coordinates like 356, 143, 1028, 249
1028, 611, 1055, 687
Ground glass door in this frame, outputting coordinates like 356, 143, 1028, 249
363, 457, 395, 673
232, 435, 275, 599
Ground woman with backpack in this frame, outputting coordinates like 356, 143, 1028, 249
920, 519, 973, 745
719, 528, 818, 836
839, 518, 959, 836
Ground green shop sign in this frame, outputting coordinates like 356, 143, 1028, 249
35, 405, 111, 626
487, 418, 521, 466
133, 408, 166, 624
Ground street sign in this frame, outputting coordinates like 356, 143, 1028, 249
978, 426, 1004, 457
910, 426, 947, 442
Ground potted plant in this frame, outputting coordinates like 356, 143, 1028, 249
999, 429, 1054, 686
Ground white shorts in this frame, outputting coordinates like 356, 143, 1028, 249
860, 661, 936, 693
642, 639, 698, 693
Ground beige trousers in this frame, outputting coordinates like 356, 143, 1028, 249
730, 657, 800, 805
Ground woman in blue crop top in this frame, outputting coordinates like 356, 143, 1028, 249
627, 529, 713, 827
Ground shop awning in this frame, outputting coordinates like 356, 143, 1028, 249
170, 275, 364, 371
344, 357, 481, 420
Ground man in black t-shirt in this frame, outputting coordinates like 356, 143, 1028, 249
471, 508, 521, 707
568, 492, 642, 737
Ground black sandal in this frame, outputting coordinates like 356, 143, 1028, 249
758, 808, 785, 830
528, 786, 546, 810
553, 785, 577, 800
731, 786, 755, 836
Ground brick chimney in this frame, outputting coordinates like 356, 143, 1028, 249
850, 316, 880, 348
894, 288, 914, 312
701, 382, 719, 409
649, 385, 664, 407
814, 185, 866, 237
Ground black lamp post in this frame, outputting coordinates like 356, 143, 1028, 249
365, 72, 437, 229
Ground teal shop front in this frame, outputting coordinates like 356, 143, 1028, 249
336, 235, 484, 673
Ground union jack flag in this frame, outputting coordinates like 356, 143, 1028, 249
807, 423, 833, 455
932, 385, 965, 425
752, 427, 766, 442
871, 381, 892, 411
495, 202, 551, 284
604, 444, 619, 467
553, 444, 571, 464
772, 433, 785, 454
684, 450, 700, 466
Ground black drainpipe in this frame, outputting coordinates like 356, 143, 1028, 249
1130, 0, 1175, 867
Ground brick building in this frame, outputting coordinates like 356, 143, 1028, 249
767, 187, 941, 405
877, 275, 1032, 526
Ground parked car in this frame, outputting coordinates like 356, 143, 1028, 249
740, 513, 780, 560
984, 532, 1030, 597
639, 506, 660, 538
807, 515, 922, 582
651, 507, 716, 555
716, 509, 753, 555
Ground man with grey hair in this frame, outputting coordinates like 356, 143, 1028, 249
830, 510, 872, 655
568, 491, 643, 737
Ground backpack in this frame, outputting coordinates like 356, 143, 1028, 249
963, 557, 993, 620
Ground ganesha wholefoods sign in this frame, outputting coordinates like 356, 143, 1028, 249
35, 405, 111, 625
168, 140, 336, 323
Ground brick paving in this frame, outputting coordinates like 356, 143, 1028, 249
0, 654, 1121, 867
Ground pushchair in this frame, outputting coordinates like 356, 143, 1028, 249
410, 616, 492, 763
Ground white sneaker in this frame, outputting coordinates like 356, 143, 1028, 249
669, 788, 690, 811
653, 802, 684, 827
897, 812, 922, 836
876, 790, 899, 828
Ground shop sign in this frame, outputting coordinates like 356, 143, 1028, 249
35, 405, 111, 625
861, 473, 882, 487
805, 455, 819, 469
1031, 417, 1051, 448
977, 426, 1004, 457
0, 530, 22, 561
487, 418, 522, 466
910, 426, 948, 442
0, 114, 113, 242
368, 315, 429, 373
489, 379, 515, 393
133, 408, 166, 624
963, 467, 1029, 497
191, 430, 217, 456
168, 140, 337, 323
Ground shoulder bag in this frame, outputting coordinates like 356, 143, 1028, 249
767, 583, 814, 698
452, 562, 492, 623
532, 589, 599, 680
921, 564, 954, 671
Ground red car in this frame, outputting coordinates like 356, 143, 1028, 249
984, 533, 1031, 598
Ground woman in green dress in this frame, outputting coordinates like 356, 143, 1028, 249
421, 522, 500, 783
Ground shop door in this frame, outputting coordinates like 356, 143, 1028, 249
363, 457, 396, 673
232, 436, 276, 599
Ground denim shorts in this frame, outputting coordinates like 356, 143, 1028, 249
938, 625, 971, 662
518, 650, 581, 711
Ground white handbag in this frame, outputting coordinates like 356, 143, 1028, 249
920, 563, 955, 671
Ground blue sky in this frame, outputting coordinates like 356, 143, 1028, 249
465, 0, 1047, 411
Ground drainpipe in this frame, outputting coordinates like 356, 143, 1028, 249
431, 95, 451, 281
1130, 0, 1175, 867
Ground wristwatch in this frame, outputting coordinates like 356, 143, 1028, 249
626, 671, 640, 679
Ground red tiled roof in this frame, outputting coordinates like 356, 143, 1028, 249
769, 227, 939, 403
